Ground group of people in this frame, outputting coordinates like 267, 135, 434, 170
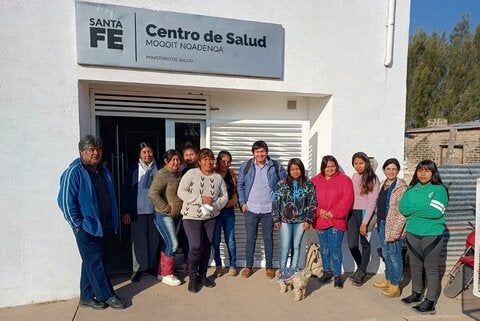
57, 135, 448, 315
274, 152, 448, 315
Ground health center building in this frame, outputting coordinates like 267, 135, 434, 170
0, 0, 410, 307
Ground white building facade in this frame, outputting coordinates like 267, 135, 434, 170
0, 0, 410, 307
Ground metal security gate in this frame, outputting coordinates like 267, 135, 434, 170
209, 120, 310, 268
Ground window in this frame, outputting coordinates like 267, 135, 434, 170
440, 145, 464, 164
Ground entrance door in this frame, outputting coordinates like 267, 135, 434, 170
98, 116, 166, 275
97, 116, 205, 275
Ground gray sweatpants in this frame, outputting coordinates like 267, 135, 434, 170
406, 232, 444, 302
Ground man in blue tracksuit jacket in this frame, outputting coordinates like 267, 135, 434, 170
57, 135, 124, 310
237, 140, 287, 279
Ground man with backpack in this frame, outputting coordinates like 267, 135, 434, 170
237, 140, 287, 279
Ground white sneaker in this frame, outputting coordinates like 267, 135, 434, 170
157, 275, 163, 281
162, 274, 181, 286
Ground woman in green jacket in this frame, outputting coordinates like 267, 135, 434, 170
399, 160, 448, 315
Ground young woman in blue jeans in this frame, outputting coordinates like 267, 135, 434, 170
273, 158, 317, 278
372, 158, 407, 297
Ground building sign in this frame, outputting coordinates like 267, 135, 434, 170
75, 1, 284, 78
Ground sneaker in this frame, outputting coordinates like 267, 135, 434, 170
241, 267, 253, 278
157, 275, 163, 281
228, 267, 237, 276
162, 274, 181, 286
401, 292, 422, 305
213, 267, 224, 277
266, 268, 275, 279
318, 271, 334, 284
412, 298, 435, 314
351, 270, 366, 286
334, 276, 344, 289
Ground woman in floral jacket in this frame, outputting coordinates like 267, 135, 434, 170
273, 158, 317, 275
372, 158, 408, 298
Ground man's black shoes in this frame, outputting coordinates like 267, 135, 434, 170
79, 298, 107, 310
105, 295, 125, 309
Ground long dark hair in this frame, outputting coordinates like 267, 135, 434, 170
409, 160, 444, 186
216, 150, 232, 166
320, 155, 339, 176
352, 152, 378, 195
287, 158, 307, 187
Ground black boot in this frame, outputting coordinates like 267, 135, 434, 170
188, 278, 198, 293
201, 276, 215, 288
351, 270, 366, 286
318, 271, 334, 284
334, 276, 344, 289
401, 291, 422, 305
412, 298, 435, 314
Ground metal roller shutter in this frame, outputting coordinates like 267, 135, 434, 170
91, 89, 208, 119
209, 119, 310, 268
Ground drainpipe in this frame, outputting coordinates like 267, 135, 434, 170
384, 0, 396, 67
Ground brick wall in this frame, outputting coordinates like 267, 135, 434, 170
404, 128, 480, 182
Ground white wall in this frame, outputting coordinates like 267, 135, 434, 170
0, 0, 410, 307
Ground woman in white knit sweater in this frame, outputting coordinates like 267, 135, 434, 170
177, 148, 228, 293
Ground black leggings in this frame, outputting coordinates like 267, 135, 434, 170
183, 218, 217, 280
347, 210, 371, 272
406, 232, 444, 302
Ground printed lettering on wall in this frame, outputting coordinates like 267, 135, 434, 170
75, 1, 284, 78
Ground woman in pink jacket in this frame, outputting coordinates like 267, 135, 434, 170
312, 155, 354, 288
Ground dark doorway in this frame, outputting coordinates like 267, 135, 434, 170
98, 116, 166, 276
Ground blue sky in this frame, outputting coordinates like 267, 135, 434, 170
410, 0, 480, 36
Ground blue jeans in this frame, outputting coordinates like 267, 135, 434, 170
153, 212, 179, 257
244, 211, 274, 268
377, 220, 404, 285
318, 227, 344, 276
212, 207, 237, 268
73, 228, 115, 302
279, 222, 305, 269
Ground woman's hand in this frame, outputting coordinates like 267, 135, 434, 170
121, 214, 131, 225
202, 196, 213, 206
242, 204, 249, 213
319, 209, 327, 219
303, 222, 310, 230
359, 223, 367, 236
274, 222, 281, 229
225, 199, 235, 208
